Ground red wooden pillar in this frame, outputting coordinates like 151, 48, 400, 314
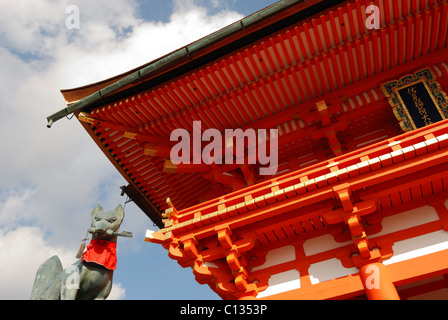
359, 263, 400, 300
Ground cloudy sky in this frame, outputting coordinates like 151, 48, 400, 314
0, 0, 277, 300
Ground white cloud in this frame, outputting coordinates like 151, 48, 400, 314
108, 282, 127, 300
54, 0, 243, 88
0, 0, 243, 299
0, 226, 75, 299
0, 189, 35, 231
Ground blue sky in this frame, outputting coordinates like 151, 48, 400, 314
137, 0, 278, 22
0, 0, 279, 300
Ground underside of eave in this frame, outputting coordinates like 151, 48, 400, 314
78, 117, 165, 228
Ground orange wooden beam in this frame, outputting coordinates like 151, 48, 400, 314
359, 263, 400, 300
170, 120, 448, 226
170, 146, 448, 242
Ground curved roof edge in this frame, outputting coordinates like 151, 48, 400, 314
48, 0, 345, 128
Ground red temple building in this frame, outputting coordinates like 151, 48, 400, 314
48, 0, 448, 299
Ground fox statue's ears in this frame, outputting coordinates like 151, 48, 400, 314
91, 204, 125, 224
114, 204, 125, 223
91, 204, 103, 216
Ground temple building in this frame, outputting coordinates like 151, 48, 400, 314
48, 0, 448, 299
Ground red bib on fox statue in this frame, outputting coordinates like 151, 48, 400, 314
81, 239, 117, 270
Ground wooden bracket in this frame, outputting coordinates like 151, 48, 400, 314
144, 229, 166, 244
183, 237, 199, 259
352, 231, 371, 259
325, 185, 382, 265
217, 227, 233, 250
143, 142, 172, 157
193, 259, 213, 284
215, 227, 257, 296
240, 164, 256, 186
333, 184, 354, 212
78, 114, 97, 125
316, 100, 331, 126
163, 198, 179, 227
168, 241, 185, 262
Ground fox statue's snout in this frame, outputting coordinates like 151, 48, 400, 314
88, 204, 124, 237
92, 220, 113, 234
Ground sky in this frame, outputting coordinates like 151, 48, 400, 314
0, 0, 280, 300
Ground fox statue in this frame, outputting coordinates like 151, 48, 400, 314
30, 204, 130, 300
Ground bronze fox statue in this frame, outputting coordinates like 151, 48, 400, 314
30, 204, 129, 300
